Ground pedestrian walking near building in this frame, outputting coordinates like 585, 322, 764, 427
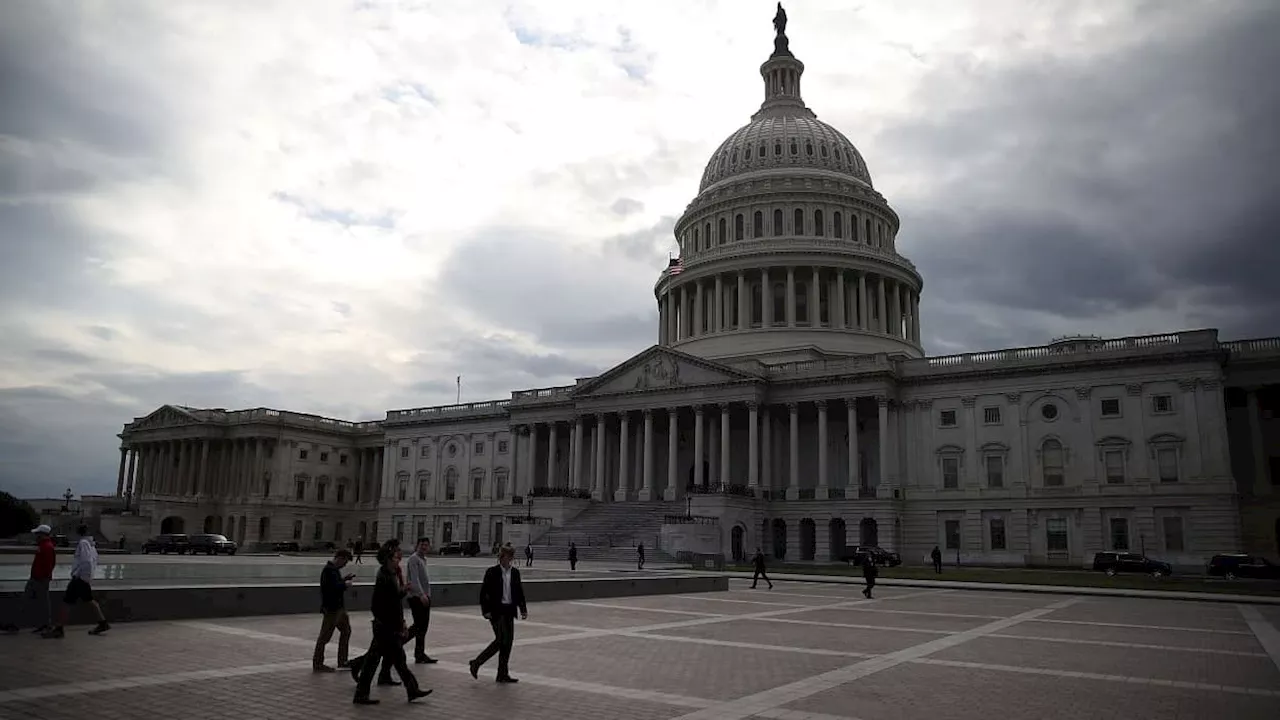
568, 542, 578, 572
930, 545, 943, 574
468, 545, 527, 684
27, 524, 56, 634
349, 539, 407, 687
313, 549, 355, 672
637, 543, 645, 570
750, 548, 773, 589
353, 539, 364, 565
352, 545, 431, 705
524, 543, 533, 567
862, 554, 878, 599
404, 537, 437, 664
43, 525, 108, 638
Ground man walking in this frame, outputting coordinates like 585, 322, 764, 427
44, 525, 108, 638
750, 548, 773, 589
404, 537, 437, 665
28, 524, 57, 634
353, 545, 431, 705
930, 545, 943, 574
524, 543, 533, 567
568, 542, 578, 572
313, 549, 354, 672
862, 553, 878, 599
468, 545, 527, 684
636, 543, 645, 570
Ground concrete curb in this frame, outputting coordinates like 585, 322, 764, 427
724, 571, 1280, 605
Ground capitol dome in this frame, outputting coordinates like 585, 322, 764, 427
654, 6, 923, 365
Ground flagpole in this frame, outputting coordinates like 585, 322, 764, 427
456, 375, 461, 404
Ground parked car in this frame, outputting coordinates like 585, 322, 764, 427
1092, 551, 1172, 577
840, 545, 902, 567
272, 541, 301, 552
188, 533, 238, 556
438, 541, 481, 557
142, 534, 191, 555
1207, 554, 1280, 580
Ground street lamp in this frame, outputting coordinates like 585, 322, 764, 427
685, 494, 692, 519
526, 490, 534, 520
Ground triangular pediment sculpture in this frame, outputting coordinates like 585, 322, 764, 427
574, 346, 760, 397
133, 404, 201, 430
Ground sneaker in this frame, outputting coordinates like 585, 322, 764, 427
352, 696, 380, 706
414, 656, 437, 664
376, 678, 401, 687
407, 689, 432, 702
468, 660, 479, 679
89, 622, 110, 636
313, 665, 336, 673
496, 676, 519, 684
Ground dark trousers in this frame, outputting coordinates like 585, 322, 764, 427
863, 575, 876, 596
407, 597, 431, 660
569, 559, 577, 571
474, 609, 516, 678
313, 608, 351, 667
751, 569, 772, 587
355, 622, 419, 698
932, 558, 942, 573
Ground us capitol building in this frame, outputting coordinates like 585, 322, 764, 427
95, 9, 1280, 567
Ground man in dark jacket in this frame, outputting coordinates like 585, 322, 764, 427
468, 544, 527, 683
931, 545, 943, 573
750, 548, 773, 590
568, 543, 578, 571
862, 554, 878, 599
352, 546, 431, 705
313, 549, 354, 672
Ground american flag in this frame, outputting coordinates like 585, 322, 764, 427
668, 257, 684, 275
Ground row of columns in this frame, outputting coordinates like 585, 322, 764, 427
658, 268, 920, 346
522, 396, 891, 501
117, 438, 274, 503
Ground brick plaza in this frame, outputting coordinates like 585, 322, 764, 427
2, 580, 1279, 719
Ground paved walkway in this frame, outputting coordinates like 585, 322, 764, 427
2, 579, 1279, 719
727, 571, 1280, 605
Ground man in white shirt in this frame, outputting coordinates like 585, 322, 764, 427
44, 525, 109, 638
403, 537, 437, 664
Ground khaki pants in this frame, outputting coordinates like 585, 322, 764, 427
313, 608, 351, 667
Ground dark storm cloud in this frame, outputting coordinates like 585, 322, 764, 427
877, 0, 1280, 350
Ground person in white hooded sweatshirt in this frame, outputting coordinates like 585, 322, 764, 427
43, 525, 109, 638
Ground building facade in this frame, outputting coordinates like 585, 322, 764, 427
103, 12, 1280, 566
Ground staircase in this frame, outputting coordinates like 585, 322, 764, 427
534, 501, 680, 563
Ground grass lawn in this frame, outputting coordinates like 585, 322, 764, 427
724, 563, 1280, 597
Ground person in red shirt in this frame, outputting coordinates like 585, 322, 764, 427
27, 525, 57, 633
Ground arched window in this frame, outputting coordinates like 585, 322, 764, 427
851, 214, 859, 242
753, 211, 763, 238
865, 218, 872, 245
705, 222, 711, 246
794, 208, 805, 235
470, 469, 485, 500
795, 281, 809, 324
734, 214, 744, 241
494, 468, 508, 499
693, 227, 699, 250
833, 211, 843, 238
772, 282, 786, 324
789, 140, 798, 155
774, 142, 782, 157
805, 141, 814, 156
417, 471, 430, 501
814, 209, 824, 237
718, 217, 726, 245
773, 209, 784, 236
751, 280, 763, 325
1042, 440, 1065, 487
759, 143, 766, 158
445, 467, 458, 500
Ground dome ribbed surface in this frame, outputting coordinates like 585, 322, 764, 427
698, 115, 873, 192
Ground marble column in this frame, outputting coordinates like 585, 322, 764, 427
877, 276, 887, 333
858, 272, 868, 330
877, 397, 890, 493
748, 402, 760, 490
762, 269, 773, 326
787, 403, 799, 500
639, 409, 654, 501
817, 400, 829, 498
810, 267, 821, 326
694, 407, 705, 488
116, 448, 128, 496
616, 412, 631, 502
846, 398, 859, 492
572, 418, 585, 490
694, 281, 704, 336
714, 274, 724, 333
761, 407, 772, 494
251, 438, 264, 497
522, 426, 534, 495
547, 421, 558, 488
786, 267, 796, 326
593, 414, 607, 501
665, 408, 680, 501
737, 272, 747, 329
719, 404, 731, 485
197, 439, 210, 496
125, 449, 137, 502
835, 271, 847, 328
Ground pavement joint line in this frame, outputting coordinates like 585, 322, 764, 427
750, 710, 864, 720
622, 631, 880, 659
1032, 618, 1254, 635
754, 616, 955, 636
983, 632, 1270, 657
666, 595, 814, 608
667, 596, 1087, 720
908, 657, 1280, 697
0, 660, 314, 704
1237, 604, 1280, 672
569, 601, 726, 617
427, 658, 716, 710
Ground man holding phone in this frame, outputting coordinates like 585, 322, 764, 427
314, 548, 356, 672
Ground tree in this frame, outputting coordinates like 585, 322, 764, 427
0, 492, 39, 539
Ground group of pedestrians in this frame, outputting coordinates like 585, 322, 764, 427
312, 537, 529, 706
3, 524, 109, 637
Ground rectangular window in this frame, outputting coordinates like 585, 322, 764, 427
339, 454, 348, 465
1151, 394, 1173, 414
399, 446, 409, 458
416, 520, 425, 540
941, 457, 960, 489
1109, 517, 1130, 551
1157, 448, 1179, 482
939, 410, 957, 427
295, 481, 305, 501
471, 522, 480, 542
474, 441, 485, 455
313, 521, 323, 541
299, 449, 309, 460
418, 479, 428, 501
944, 520, 960, 550
292, 520, 302, 540
1046, 518, 1068, 552
420, 445, 429, 458
989, 518, 1007, 551
983, 406, 1001, 425
1162, 516, 1185, 552
472, 477, 483, 500
334, 522, 343, 541
395, 520, 405, 542
1100, 398, 1121, 417
1104, 450, 1125, 484
397, 481, 407, 501
316, 483, 327, 503
336, 484, 345, 504
319, 452, 329, 463
985, 456, 1004, 488
498, 440, 509, 453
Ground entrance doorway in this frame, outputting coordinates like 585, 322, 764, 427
800, 519, 816, 560
829, 518, 847, 558
859, 517, 878, 546
771, 519, 787, 560
731, 525, 745, 562
161, 516, 185, 534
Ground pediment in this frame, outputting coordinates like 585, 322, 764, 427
574, 346, 760, 398
131, 404, 201, 431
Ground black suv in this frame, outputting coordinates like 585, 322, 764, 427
188, 534, 238, 556
439, 541, 481, 557
142, 533, 191, 554
840, 545, 902, 567
1092, 551, 1172, 577
1207, 554, 1280, 580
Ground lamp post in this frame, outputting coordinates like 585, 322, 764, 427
62, 488, 73, 513
685, 494, 692, 519
526, 490, 534, 520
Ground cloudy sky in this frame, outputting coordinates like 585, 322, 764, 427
2, 0, 1276, 499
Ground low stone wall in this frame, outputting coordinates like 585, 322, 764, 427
0, 574, 727, 626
